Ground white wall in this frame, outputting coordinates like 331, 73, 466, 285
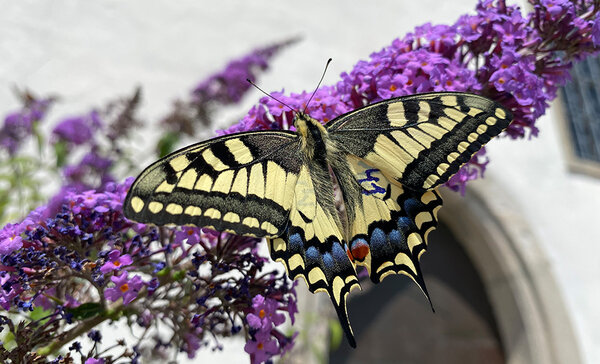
3, 1, 598, 363
484, 103, 600, 363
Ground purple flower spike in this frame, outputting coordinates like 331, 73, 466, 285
0, 93, 53, 154
52, 116, 94, 145
227, 0, 600, 192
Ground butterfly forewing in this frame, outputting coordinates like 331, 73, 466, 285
124, 131, 302, 237
327, 92, 512, 191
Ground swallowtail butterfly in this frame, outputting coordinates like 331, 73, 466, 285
124, 91, 512, 347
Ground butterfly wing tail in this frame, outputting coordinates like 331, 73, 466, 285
268, 227, 361, 348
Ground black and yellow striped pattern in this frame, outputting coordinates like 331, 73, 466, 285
124, 91, 512, 348
327, 93, 509, 191
125, 131, 302, 237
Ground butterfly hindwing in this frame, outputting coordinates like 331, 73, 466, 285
343, 156, 442, 300
327, 92, 512, 191
124, 131, 302, 237
267, 165, 361, 347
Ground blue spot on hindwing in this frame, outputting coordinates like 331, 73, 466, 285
388, 229, 406, 250
305, 246, 320, 266
289, 233, 304, 253
397, 216, 415, 234
403, 198, 422, 219
332, 242, 348, 263
322, 252, 334, 271
370, 228, 387, 250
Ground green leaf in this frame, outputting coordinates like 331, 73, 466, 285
65, 302, 105, 320
172, 269, 186, 281
328, 318, 343, 350
156, 266, 170, 277
2, 331, 15, 349
54, 140, 69, 168
30, 306, 52, 323
32, 120, 46, 156
157, 131, 180, 158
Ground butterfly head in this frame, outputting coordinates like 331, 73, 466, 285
293, 111, 330, 160
294, 111, 327, 133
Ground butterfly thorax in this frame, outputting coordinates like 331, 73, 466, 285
294, 112, 361, 237
294, 112, 331, 162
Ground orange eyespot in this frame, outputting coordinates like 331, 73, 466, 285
350, 240, 370, 261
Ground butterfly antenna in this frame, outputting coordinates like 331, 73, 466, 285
246, 78, 297, 113
303, 58, 332, 114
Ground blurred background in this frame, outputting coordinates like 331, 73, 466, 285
2, 0, 599, 363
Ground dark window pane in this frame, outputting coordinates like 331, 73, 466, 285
562, 57, 600, 162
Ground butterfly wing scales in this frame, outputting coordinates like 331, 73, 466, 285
327, 92, 512, 191
267, 165, 361, 347
124, 131, 302, 237
343, 156, 442, 302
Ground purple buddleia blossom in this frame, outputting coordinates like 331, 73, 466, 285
228, 0, 600, 193
0, 272, 22, 310
0, 223, 24, 256
52, 115, 95, 146
244, 330, 279, 364
104, 271, 144, 305
243, 293, 297, 363
100, 249, 133, 273
193, 38, 300, 105
162, 38, 299, 136
247, 294, 286, 332
1, 177, 297, 362
1, 1, 599, 362
84, 358, 104, 364
174, 226, 202, 246
0, 93, 54, 154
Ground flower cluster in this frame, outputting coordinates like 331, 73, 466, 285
0, 91, 55, 222
0, 178, 297, 363
161, 38, 299, 139
244, 293, 298, 364
0, 37, 297, 363
230, 0, 600, 193
51, 88, 144, 196
0, 90, 54, 155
